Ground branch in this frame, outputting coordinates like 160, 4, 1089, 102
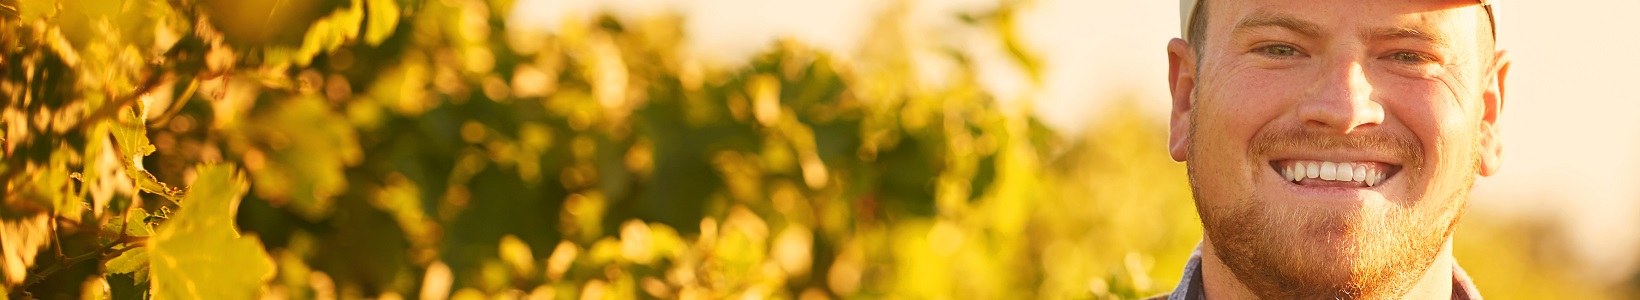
17, 240, 123, 288
16, 215, 134, 290
147, 77, 200, 129
69, 70, 173, 134
145, 69, 230, 130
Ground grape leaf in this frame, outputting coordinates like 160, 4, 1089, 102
100, 209, 153, 243
262, 0, 365, 67
24, 148, 78, 218
99, 208, 154, 282
105, 247, 148, 277
148, 164, 275, 299
108, 97, 184, 201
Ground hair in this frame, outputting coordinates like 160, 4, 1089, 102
1187, 0, 1210, 58
1186, 0, 1496, 65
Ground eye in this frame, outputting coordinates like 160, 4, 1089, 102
1256, 44, 1302, 58
1386, 51, 1436, 64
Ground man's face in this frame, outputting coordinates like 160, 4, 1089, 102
1166, 0, 1507, 298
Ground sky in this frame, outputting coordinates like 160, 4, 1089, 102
512, 0, 1640, 282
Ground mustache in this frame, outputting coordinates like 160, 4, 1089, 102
1247, 126, 1421, 163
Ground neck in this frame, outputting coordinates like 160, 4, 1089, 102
1199, 237, 1456, 300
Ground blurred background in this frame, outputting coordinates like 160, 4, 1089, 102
2, 0, 1637, 298
505, 0, 1640, 297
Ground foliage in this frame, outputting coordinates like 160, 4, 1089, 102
148, 164, 274, 299
0, 0, 1622, 299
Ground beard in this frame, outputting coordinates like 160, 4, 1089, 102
1189, 125, 1474, 299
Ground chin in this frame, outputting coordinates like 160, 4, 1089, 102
1201, 189, 1459, 299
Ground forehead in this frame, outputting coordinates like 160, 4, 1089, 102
1207, 0, 1486, 44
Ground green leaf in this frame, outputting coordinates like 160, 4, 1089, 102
263, 0, 365, 67
105, 247, 149, 275
24, 146, 78, 218
148, 164, 275, 299
101, 209, 153, 239
108, 99, 183, 201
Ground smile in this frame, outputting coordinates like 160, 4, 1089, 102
1271, 160, 1401, 188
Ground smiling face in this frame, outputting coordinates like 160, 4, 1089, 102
1166, 0, 1508, 298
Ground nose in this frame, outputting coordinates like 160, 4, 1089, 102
1297, 59, 1384, 133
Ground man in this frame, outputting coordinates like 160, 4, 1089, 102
1156, 0, 1509, 299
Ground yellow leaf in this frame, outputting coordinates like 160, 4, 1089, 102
149, 164, 275, 299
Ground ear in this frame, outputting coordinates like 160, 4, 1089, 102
1476, 50, 1510, 176
1167, 38, 1198, 162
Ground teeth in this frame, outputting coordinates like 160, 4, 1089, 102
1338, 161, 1351, 180
1279, 160, 1391, 186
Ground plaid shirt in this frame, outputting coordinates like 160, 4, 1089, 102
1149, 244, 1483, 300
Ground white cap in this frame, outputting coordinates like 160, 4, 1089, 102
1180, 0, 1496, 39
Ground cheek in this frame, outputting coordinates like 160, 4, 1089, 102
1189, 72, 1296, 188
1195, 69, 1301, 151
1377, 78, 1480, 175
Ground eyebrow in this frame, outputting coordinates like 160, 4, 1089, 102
1365, 26, 1450, 48
1230, 12, 1453, 48
1231, 13, 1323, 39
